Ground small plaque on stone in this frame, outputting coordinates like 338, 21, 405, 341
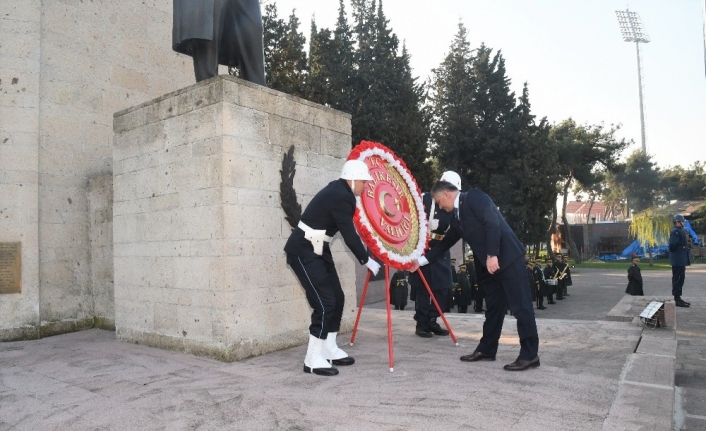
0, 242, 21, 294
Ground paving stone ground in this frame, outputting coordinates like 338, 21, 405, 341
1, 264, 705, 430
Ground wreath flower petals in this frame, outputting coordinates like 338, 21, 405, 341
348, 141, 428, 270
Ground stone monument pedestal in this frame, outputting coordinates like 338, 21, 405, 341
113, 76, 356, 361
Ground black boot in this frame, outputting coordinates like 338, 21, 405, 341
428, 318, 449, 336
675, 296, 690, 308
415, 321, 433, 338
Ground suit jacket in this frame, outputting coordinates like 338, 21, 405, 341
669, 226, 691, 267
425, 189, 526, 274
284, 179, 368, 265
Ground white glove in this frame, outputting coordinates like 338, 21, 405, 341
429, 219, 439, 231
365, 258, 381, 276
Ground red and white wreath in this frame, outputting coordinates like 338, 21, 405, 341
348, 141, 428, 270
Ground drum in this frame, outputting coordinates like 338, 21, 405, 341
546, 279, 558, 286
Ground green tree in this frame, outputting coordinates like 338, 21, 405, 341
261, 5, 308, 97
659, 162, 706, 202
550, 119, 629, 261
620, 150, 660, 213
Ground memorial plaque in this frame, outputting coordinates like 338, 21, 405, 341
0, 242, 21, 294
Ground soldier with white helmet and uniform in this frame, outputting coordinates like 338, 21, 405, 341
408, 171, 461, 338
284, 160, 381, 376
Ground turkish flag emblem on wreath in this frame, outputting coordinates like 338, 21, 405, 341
348, 141, 429, 270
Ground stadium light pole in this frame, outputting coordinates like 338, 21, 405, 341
615, 9, 650, 153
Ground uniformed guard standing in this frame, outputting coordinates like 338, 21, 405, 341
543, 258, 558, 305
409, 171, 461, 338
526, 260, 535, 303
455, 264, 473, 313
532, 257, 546, 310
669, 214, 692, 307
469, 255, 485, 313
284, 160, 381, 376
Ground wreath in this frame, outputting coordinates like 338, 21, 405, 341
348, 141, 428, 270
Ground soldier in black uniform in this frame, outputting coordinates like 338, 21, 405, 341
455, 264, 473, 313
409, 171, 461, 338
554, 254, 566, 300
390, 270, 409, 310
532, 257, 546, 310
526, 260, 535, 303
469, 255, 485, 313
284, 160, 380, 376
543, 258, 558, 305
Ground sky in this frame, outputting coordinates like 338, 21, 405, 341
268, 0, 706, 170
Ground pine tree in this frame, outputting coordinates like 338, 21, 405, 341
262, 5, 308, 97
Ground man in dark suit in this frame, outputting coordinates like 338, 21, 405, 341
173, 0, 266, 84
411, 180, 540, 371
532, 257, 546, 310
669, 214, 691, 307
284, 160, 380, 376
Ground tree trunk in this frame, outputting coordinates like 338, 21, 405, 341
561, 175, 582, 263
547, 205, 557, 262
585, 193, 596, 224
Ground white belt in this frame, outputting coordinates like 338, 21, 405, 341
298, 221, 333, 256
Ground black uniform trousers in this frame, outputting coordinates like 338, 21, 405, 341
672, 265, 686, 296
190, 0, 266, 84
287, 253, 344, 339
414, 285, 449, 322
476, 257, 539, 360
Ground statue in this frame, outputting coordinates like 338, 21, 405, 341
172, 0, 266, 85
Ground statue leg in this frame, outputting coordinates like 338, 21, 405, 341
229, 0, 266, 86
191, 39, 219, 82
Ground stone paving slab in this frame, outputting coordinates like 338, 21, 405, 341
1, 311, 643, 431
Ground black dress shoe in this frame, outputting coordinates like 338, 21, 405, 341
503, 356, 540, 371
329, 356, 355, 366
415, 322, 433, 338
538, 305, 546, 310
556, 297, 564, 300
548, 301, 556, 304
428, 320, 449, 336
303, 365, 339, 376
675, 299, 690, 308
460, 351, 496, 362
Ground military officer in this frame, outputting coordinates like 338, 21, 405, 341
409, 171, 461, 338
532, 257, 546, 310
562, 254, 572, 296
284, 160, 380, 376
455, 264, 473, 313
543, 258, 558, 305
554, 254, 566, 300
669, 214, 691, 307
390, 269, 409, 310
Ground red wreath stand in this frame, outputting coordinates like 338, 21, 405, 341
347, 141, 458, 372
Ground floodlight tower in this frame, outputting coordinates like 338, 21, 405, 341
615, 9, 650, 153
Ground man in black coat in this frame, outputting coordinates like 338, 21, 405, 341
173, 0, 266, 84
554, 254, 566, 300
412, 181, 540, 371
284, 160, 380, 376
625, 256, 644, 296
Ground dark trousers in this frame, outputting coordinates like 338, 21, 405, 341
413, 285, 448, 323
458, 305, 468, 313
672, 265, 686, 296
556, 280, 564, 299
287, 253, 343, 339
474, 297, 484, 312
476, 257, 539, 360
536, 290, 544, 308
190, 0, 266, 84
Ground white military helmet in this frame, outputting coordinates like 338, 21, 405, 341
340, 160, 373, 181
440, 171, 461, 189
